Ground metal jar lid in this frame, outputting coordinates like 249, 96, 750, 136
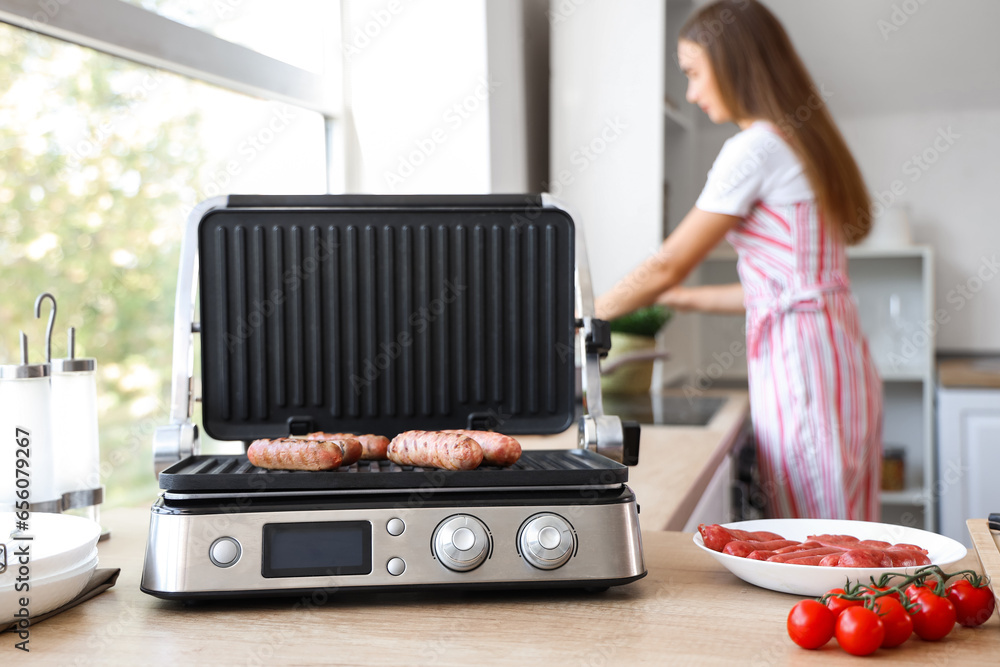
0, 362, 50, 379
51, 328, 96, 373
1, 331, 50, 379
52, 357, 96, 373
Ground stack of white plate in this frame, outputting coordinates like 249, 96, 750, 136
1, 512, 102, 623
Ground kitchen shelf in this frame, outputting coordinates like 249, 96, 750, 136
880, 488, 926, 506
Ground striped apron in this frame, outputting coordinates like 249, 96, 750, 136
729, 200, 883, 521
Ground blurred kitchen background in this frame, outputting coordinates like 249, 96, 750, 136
1, 0, 998, 542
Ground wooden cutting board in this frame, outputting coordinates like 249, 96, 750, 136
966, 518, 1000, 608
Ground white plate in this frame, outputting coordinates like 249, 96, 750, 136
693, 519, 968, 596
1, 549, 98, 623
0, 512, 102, 582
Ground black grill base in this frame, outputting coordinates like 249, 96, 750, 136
158, 449, 626, 493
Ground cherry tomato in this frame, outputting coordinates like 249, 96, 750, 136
835, 606, 885, 656
787, 599, 836, 649
910, 591, 957, 641
825, 587, 863, 617
946, 580, 996, 627
862, 585, 902, 604
871, 596, 913, 648
904, 581, 938, 602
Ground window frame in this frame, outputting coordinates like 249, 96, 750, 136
0, 0, 343, 190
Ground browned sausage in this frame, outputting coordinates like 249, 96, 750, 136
387, 430, 483, 470
303, 432, 363, 465
307, 432, 389, 461
248, 438, 343, 471
442, 430, 522, 466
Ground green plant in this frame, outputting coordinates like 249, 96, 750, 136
607, 305, 672, 338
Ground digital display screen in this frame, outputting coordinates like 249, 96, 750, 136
262, 521, 372, 578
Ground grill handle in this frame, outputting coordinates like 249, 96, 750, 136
545, 194, 638, 465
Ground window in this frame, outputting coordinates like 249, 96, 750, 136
0, 1, 341, 506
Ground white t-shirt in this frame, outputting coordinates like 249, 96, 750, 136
695, 121, 814, 217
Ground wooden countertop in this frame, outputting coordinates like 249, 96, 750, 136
520, 389, 751, 531
9, 506, 999, 664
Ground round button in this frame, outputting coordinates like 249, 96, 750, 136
518, 514, 574, 570
386, 518, 405, 536
432, 515, 490, 572
538, 526, 561, 550
209, 537, 241, 568
387, 557, 406, 576
452, 527, 476, 551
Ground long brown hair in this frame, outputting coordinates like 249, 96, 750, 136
681, 0, 872, 243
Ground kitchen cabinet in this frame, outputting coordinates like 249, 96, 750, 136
937, 383, 1000, 546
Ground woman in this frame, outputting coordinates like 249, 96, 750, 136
594, 0, 882, 521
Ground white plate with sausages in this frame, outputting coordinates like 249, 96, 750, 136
693, 519, 967, 596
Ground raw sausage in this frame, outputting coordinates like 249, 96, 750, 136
248, 438, 343, 471
723, 540, 799, 558
307, 432, 389, 461
885, 549, 932, 567
388, 430, 484, 471
837, 549, 893, 568
697, 524, 784, 552
766, 547, 844, 564
442, 430, 522, 466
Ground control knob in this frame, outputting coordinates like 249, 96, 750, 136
432, 515, 490, 572
519, 513, 575, 570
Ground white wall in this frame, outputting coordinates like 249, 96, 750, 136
550, 0, 665, 295
343, 0, 492, 194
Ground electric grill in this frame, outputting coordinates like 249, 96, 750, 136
141, 194, 645, 599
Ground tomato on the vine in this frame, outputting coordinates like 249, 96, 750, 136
871, 596, 913, 648
910, 591, 957, 641
825, 587, 863, 617
904, 581, 938, 602
787, 599, 836, 649
862, 585, 902, 603
946, 580, 996, 627
835, 606, 885, 656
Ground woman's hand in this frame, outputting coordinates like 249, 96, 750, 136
657, 286, 696, 311
657, 283, 746, 315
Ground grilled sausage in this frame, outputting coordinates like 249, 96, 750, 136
304, 432, 364, 464
442, 430, 522, 466
248, 438, 344, 471
306, 432, 389, 461
387, 430, 483, 471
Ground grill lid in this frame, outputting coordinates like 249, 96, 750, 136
158, 449, 626, 493
197, 195, 577, 442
